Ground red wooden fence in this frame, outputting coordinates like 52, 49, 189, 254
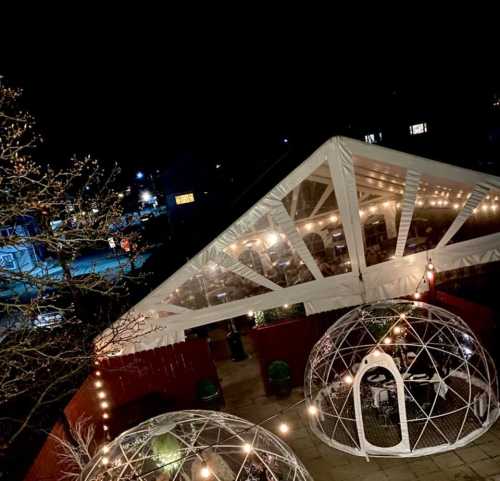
25, 339, 219, 481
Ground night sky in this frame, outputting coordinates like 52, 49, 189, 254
2, 35, 500, 196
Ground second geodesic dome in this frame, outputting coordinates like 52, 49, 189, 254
80, 410, 313, 481
304, 300, 499, 457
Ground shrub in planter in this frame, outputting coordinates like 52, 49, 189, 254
196, 378, 223, 409
268, 360, 292, 397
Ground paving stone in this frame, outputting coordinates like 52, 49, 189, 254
382, 464, 419, 480
407, 458, 441, 476
433, 451, 465, 469
470, 457, 500, 478
480, 442, 500, 458
457, 446, 490, 463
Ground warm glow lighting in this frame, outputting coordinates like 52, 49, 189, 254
383, 201, 390, 208
305, 223, 313, 231
200, 465, 211, 478
343, 375, 353, 384
247, 310, 254, 317
399, 313, 406, 320
430, 200, 436, 206
359, 210, 365, 217
140, 190, 153, 203
283, 304, 289, 308
492, 204, 498, 211
307, 405, 319, 416
453, 203, 459, 209
427, 262, 434, 270
266, 232, 279, 246
414, 292, 421, 299
95, 380, 103, 388
393, 326, 401, 335
242, 443, 252, 454
373, 349, 381, 357
278, 423, 290, 434
103, 413, 109, 419
101, 456, 109, 465
230, 243, 237, 250
103, 425, 109, 431
330, 215, 338, 223
482, 204, 488, 212
396, 202, 401, 208
427, 270, 434, 281
102, 445, 110, 454
473, 208, 478, 214
95, 371, 101, 376
98, 391, 106, 399
100, 401, 109, 409
318, 221, 323, 226
383, 337, 391, 345
369, 205, 377, 213
94, 360, 100, 366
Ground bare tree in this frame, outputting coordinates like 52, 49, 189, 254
51, 415, 97, 481
0, 82, 156, 461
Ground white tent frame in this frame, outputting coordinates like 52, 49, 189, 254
108, 137, 500, 355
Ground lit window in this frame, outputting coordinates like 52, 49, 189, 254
409, 122, 428, 135
175, 193, 195, 205
364, 132, 383, 144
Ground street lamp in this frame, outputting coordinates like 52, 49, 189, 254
136, 171, 144, 180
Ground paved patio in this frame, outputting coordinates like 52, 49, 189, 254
216, 337, 500, 481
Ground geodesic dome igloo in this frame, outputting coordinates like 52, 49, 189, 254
80, 410, 313, 481
304, 300, 499, 457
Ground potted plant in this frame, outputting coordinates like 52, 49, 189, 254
196, 378, 223, 410
268, 360, 292, 397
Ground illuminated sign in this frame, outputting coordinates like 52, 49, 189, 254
175, 193, 195, 205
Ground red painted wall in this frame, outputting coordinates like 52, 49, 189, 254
24, 339, 219, 481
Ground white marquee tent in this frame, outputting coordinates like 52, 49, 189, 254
107, 137, 500, 355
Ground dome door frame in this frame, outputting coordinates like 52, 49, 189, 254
353, 350, 411, 456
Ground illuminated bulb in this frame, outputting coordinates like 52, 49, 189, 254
140, 190, 152, 203
266, 232, 279, 246
373, 349, 381, 357
329, 215, 338, 223
247, 310, 254, 317
255, 239, 261, 245
242, 443, 252, 454
307, 405, 319, 416
101, 456, 109, 465
453, 203, 459, 209
98, 391, 106, 399
283, 304, 289, 308
396, 203, 401, 208
102, 413, 109, 419
427, 262, 434, 270
482, 204, 488, 212
399, 313, 406, 320
343, 375, 353, 384
495, 196, 499, 201
492, 204, 498, 211
473, 208, 478, 214
95, 371, 101, 376
200, 465, 211, 478
100, 401, 109, 409
457, 193, 462, 198
118, 192, 124, 199
359, 209, 365, 217
369, 205, 377, 213
383, 201, 390, 208
383, 337, 391, 345
103, 425, 109, 431
230, 243, 237, 250
102, 445, 110, 454
278, 422, 290, 434
393, 326, 401, 335
417, 200, 424, 207
414, 292, 421, 299
430, 200, 436, 206
95, 380, 103, 388
94, 360, 100, 366
305, 223, 313, 231
427, 270, 434, 281
437, 200, 443, 206
486, 195, 491, 200
443, 200, 448, 206
318, 220, 323, 226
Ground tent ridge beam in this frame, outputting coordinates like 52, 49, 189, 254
395, 170, 421, 257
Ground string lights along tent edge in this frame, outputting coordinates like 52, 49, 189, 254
99, 137, 500, 356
